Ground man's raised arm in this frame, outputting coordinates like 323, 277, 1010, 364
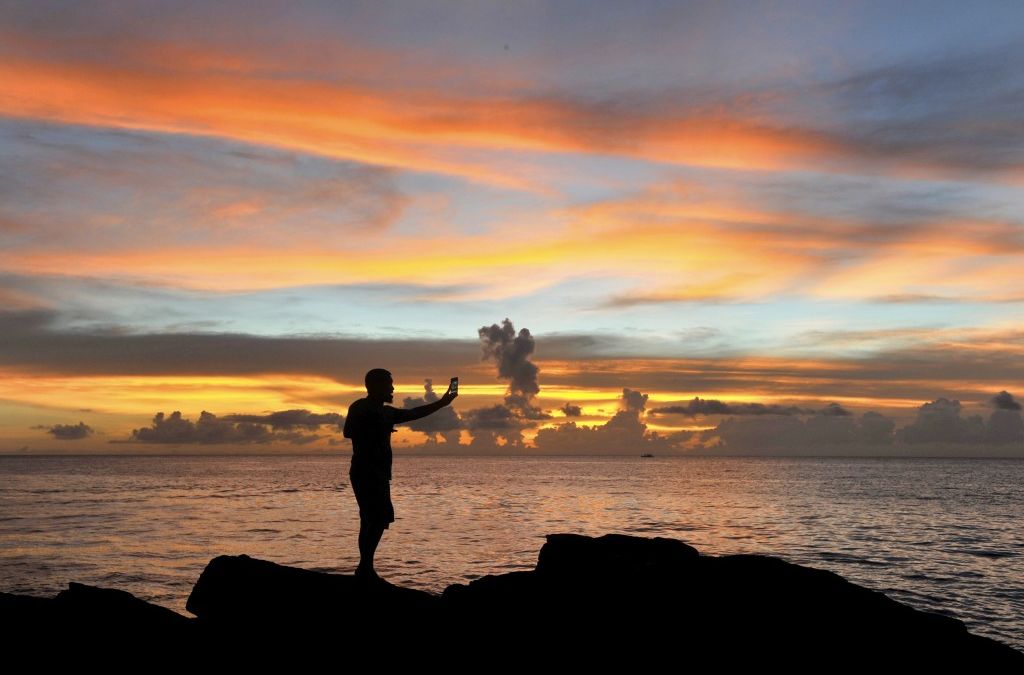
394, 389, 457, 423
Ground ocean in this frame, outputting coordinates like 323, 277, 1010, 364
1, 454, 1021, 650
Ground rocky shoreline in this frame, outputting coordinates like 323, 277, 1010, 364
3, 533, 1021, 665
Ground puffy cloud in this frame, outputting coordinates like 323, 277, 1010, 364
532, 388, 671, 455
897, 394, 1024, 446
420, 428, 462, 447
900, 398, 984, 444
443, 318, 552, 449
222, 409, 343, 430
651, 397, 807, 417
651, 397, 850, 418
560, 403, 582, 417
985, 391, 1023, 444
701, 415, 806, 449
463, 428, 527, 455
128, 411, 319, 445
818, 402, 852, 417
461, 404, 522, 431
441, 385, 670, 454
992, 391, 1022, 411
985, 409, 1024, 445
402, 379, 460, 435
802, 412, 857, 444
531, 422, 603, 453
131, 411, 263, 444
36, 421, 93, 440
620, 388, 648, 413
684, 392, 1024, 453
478, 318, 541, 411
860, 411, 896, 445
692, 409, 897, 453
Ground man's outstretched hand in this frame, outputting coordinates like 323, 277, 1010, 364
441, 387, 459, 405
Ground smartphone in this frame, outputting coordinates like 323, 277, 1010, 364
449, 377, 459, 394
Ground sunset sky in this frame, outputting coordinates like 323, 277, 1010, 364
3, 1, 1024, 454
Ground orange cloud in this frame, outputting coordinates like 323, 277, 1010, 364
6, 40, 1022, 307
565, 185, 1024, 305
0, 56, 534, 190
0, 42, 883, 188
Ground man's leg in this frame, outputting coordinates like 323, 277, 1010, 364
356, 520, 386, 578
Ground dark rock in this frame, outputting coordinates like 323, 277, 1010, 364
55, 582, 192, 630
2, 583, 194, 647
0, 591, 56, 628
536, 532, 699, 577
441, 534, 1022, 667
3, 533, 1021, 665
186, 553, 439, 636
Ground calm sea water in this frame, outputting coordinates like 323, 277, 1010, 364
1, 455, 1021, 650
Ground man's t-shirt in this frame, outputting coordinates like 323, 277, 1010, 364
343, 398, 416, 481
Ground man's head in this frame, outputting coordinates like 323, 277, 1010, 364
365, 368, 394, 403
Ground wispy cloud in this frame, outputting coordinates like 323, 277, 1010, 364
3, 24, 1023, 187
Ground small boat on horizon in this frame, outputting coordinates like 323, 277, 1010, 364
640, 453, 654, 458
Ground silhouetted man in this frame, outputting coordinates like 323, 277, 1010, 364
343, 368, 457, 581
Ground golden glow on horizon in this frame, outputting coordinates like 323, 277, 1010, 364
0, 363, 1016, 452
645, 422, 718, 433
0, 352, 1008, 424
0, 372, 521, 416
0, 365, 992, 431
0, 217, 816, 301
0, 374, 356, 415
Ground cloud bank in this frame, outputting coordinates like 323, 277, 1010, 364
688, 394, 1023, 455
126, 410, 337, 445
34, 421, 94, 440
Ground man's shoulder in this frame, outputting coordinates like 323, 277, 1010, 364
346, 397, 369, 413
343, 398, 371, 438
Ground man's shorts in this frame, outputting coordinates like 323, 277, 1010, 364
349, 472, 395, 529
